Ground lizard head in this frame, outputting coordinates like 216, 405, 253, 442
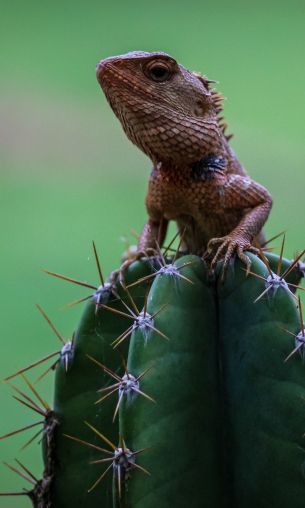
96, 51, 222, 165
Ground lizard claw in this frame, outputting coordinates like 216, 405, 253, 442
205, 234, 259, 279
110, 248, 157, 288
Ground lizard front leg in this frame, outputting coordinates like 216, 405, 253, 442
138, 217, 168, 252
205, 175, 272, 273
113, 217, 168, 286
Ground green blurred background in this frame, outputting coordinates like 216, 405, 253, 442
1, 0, 304, 505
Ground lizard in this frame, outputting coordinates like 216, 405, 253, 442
96, 50, 273, 274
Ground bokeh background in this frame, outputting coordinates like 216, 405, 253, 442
1, 0, 305, 505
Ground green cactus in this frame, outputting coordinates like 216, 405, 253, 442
1, 245, 305, 508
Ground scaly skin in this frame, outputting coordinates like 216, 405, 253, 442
96, 51, 272, 270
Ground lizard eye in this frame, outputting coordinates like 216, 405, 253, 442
145, 61, 172, 82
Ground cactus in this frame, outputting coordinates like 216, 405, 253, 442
1, 240, 305, 508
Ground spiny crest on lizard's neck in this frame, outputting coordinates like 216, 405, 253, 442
96, 51, 232, 165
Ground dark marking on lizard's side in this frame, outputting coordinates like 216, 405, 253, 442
191, 155, 227, 181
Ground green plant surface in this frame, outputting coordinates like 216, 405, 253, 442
218, 254, 305, 507
51, 260, 155, 507
120, 256, 222, 507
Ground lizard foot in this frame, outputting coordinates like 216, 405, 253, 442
204, 234, 259, 279
109, 248, 157, 288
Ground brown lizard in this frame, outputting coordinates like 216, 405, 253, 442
96, 51, 272, 272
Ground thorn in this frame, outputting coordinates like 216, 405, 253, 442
3, 350, 60, 381
35, 304, 65, 344
0, 491, 29, 496
261, 230, 285, 248
21, 374, 51, 412
92, 241, 105, 287
145, 323, 170, 341
63, 434, 112, 455
84, 422, 117, 451
123, 286, 139, 316
111, 326, 133, 348
257, 249, 274, 278
86, 355, 122, 382
129, 229, 140, 240
8, 384, 44, 415
42, 269, 97, 290
281, 249, 305, 280
298, 296, 305, 337
112, 391, 124, 422
277, 234, 286, 276
15, 460, 38, 482
3, 462, 36, 486
126, 272, 157, 289
132, 462, 151, 476
33, 359, 58, 385
98, 304, 134, 321
173, 227, 186, 263
0, 421, 43, 441
95, 387, 120, 405
154, 240, 166, 266
87, 463, 113, 493
284, 340, 304, 362
20, 428, 43, 451
254, 285, 272, 303
242, 268, 267, 282
132, 387, 156, 404
63, 294, 93, 309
